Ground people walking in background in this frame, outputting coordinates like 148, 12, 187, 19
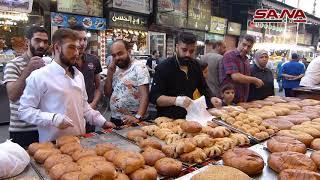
300, 56, 320, 87
281, 53, 305, 97
276, 56, 286, 92
146, 50, 160, 78
248, 50, 275, 101
201, 40, 226, 97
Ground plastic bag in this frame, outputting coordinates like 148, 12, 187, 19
0, 140, 30, 179
186, 96, 214, 126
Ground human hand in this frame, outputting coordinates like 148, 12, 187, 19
211, 97, 222, 108
108, 60, 117, 74
52, 114, 74, 129
25, 56, 45, 73
89, 102, 97, 110
254, 78, 264, 88
103, 121, 116, 129
175, 96, 193, 109
122, 115, 140, 125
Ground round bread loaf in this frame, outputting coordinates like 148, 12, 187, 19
49, 162, 80, 180
71, 148, 96, 161
104, 149, 122, 162
80, 161, 116, 180
311, 151, 320, 169
277, 115, 311, 125
222, 148, 264, 175
277, 130, 314, 146
268, 151, 317, 173
34, 148, 61, 164
191, 165, 250, 180
279, 169, 320, 180
115, 173, 130, 180
77, 156, 106, 166
95, 143, 117, 156
262, 118, 294, 130
155, 158, 182, 177
311, 139, 320, 150
267, 136, 307, 153
28, 142, 54, 156
139, 138, 162, 150
291, 125, 320, 138
113, 151, 145, 174
127, 130, 148, 142
56, 135, 80, 148
60, 171, 82, 180
142, 147, 166, 166
44, 153, 73, 170
60, 142, 83, 155
180, 121, 202, 133
129, 165, 157, 180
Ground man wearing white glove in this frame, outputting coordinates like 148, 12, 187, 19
18, 28, 115, 142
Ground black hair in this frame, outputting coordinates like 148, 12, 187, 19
220, 83, 235, 94
113, 39, 131, 51
70, 25, 87, 32
176, 32, 197, 44
292, 53, 299, 60
152, 50, 159, 56
25, 26, 48, 40
239, 34, 256, 44
198, 60, 208, 71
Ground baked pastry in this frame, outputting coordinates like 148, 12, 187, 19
311, 151, 320, 169
208, 126, 231, 138
252, 100, 275, 106
191, 165, 250, 180
154, 128, 173, 140
60, 171, 83, 180
44, 153, 73, 170
34, 148, 61, 164
238, 102, 262, 109
301, 122, 320, 131
265, 96, 287, 103
254, 131, 270, 140
154, 116, 173, 125
113, 151, 145, 174
104, 149, 122, 162
155, 158, 182, 177
77, 156, 106, 166
49, 162, 80, 180
161, 144, 178, 158
71, 148, 96, 161
277, 130, 314, 146
141, 125, 160, 136
275, 103, 301, 110
213, 138, 236, 151
60, 142, 83, 155
229, 133, 250, 146
28, 142, 54, 156
311, 139, 320, 150
80, 161, 116, 180
203, 145, 223, 158
180, 121, 202, 133
267, 136, 306, 153
127, 129, 148, 142
115, 173, 130, 180
175, 139, 197, 155
222, 148, 264, 175
159, 122, 175, 129
138, 138, 162, 150
291, 125, 320, 138
180, 147, 207, 163
277, 115, 311, 125
56, 135, 80, 148
129, 165, 157, 180
262, 118, 294, 130
268, 151, 317, 173
165, 133, 181, 144
172, 119, 186, 126
95, 143, 117, 156
142, 147, 166, 166
193, 134, 215, 148
278, 169, 320, 180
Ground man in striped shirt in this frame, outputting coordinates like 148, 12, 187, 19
3, 26, 49, 147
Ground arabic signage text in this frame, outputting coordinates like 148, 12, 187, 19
210, 16, 227, 34
0, 0, 33, 13
156, 0, 187, 28
187, 0, 211, 31
111, 0, 150, 14
227, 22, 241, 36
51, 12, 107, 30
109, 12, 147, 30
57, 0, 103, 17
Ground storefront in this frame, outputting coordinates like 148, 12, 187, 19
204, 16, 227, 53
225, 22, 241, 51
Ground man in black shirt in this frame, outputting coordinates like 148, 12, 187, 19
149, 32, 222, 119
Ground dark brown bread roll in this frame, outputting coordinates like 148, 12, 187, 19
311, 139, 320, 150
267, 136, 307, 153
129, 165, 157, 180
155, 158, 182, 177
311, 151, 320, 169
279, 169, 320, 180
113, 151, 145, 174
180, 121, 202, 133
95, 143, 117, 156
139, 138, 162, 150
142, 147, 166, 166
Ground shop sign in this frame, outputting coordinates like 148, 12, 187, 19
205, 33, 224, 41
227, 22, 241, 36
253, 9, 307, 23
248, 20, 284, 32
51, 12, 107, 30
57, 0, 103, 17
187, 0, 211, 31
210, 16, 227, 35
0, 0, 33, 13
156, 0, 187, 28
109, 12, 147, 30
111, 0, 150, 14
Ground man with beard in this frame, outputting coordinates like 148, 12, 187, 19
149, 32, 222, 119
104, 40, 150, 126
71, 25, 102, 133
18, 28, 115, 142
4, 26, 49, 147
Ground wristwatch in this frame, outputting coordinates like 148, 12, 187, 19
134, 114, 142, 120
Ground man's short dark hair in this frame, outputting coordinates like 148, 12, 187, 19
69, 25, 87, 32
113, 39, 131, 51
25, 26, 48, 40
198, 60, 208, 71
52, 28, 79, 45
176, 32, 197, 44
221, 83, 235, 94
292, 53, 299, 60
239, 34, 256, 44
152, 50, 158, 55
212, 40, 224, 49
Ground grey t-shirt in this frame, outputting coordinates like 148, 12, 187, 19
201, 52, 223, 97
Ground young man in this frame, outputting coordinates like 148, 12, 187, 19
71, 25, 102, 133
18, 28, 115, 142
4, 26, 49, 147
150, 32, 221, 119
104, 40, 150, 126
201, 40, 226, 96
219, 34, 263, 103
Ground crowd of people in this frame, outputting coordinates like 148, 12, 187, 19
3, 25, 320, 147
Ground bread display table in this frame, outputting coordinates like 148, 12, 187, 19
6, 164, 40, 180
293, 87, 320, 100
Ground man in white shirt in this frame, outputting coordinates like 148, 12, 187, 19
300, 56, 320, 87
18, 28, 115, 142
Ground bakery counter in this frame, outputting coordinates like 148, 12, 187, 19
6, 164, 41, 180
293, 86, 320, 100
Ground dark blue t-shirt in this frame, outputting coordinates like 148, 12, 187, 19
281, 60, 305, 89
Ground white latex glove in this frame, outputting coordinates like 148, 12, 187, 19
52, 114, 74, 129
175, 96, 193, 109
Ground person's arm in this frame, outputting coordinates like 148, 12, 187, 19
104, 60, 116, 97
90, 58, 103, 109
137, 85, 149, 116
231, 73, 260, 84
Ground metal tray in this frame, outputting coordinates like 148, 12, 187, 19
6, 164, 41, 180
30, 158, 49, 180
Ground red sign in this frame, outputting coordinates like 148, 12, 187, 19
253, 9, 307, 23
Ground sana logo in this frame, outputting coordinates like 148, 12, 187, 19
253, 9, 307, 23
